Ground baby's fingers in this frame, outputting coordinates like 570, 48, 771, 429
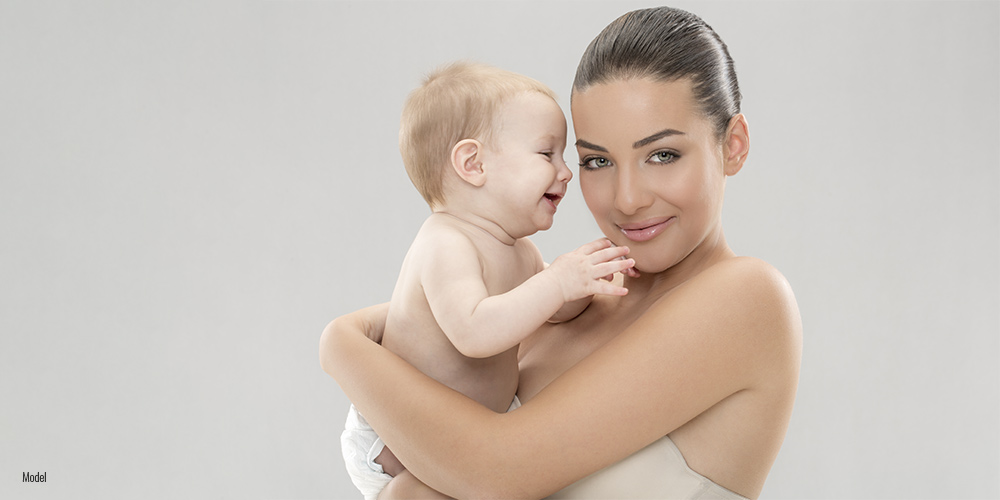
589, 244, 630, 263
576, 238, 615, 255
594, 258, 635, 277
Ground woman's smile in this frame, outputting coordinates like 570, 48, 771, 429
617, 216, 676, 242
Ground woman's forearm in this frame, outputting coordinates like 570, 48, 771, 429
321, 308, 557, 497
320, 260, 797, 498
320, 304, 650, 498
322, 309, 650, 498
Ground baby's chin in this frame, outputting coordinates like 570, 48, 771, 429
531, 218, 555, 234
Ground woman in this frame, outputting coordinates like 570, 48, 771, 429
321, 6, 801, 499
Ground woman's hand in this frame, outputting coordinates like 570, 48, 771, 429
379, 471, 452, 500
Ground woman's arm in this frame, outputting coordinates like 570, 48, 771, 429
321, 257, 800, 499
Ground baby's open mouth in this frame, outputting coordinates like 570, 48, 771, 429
544, 193, 562, 203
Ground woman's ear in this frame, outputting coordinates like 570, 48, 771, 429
723, 114, 749, 176
451, 139, 486, 187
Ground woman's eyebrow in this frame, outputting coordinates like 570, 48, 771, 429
574, 139, 607, 152
576, 129, 685, 152
632, 128, 685, 149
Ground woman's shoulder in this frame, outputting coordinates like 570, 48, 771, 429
704, 256, 796, 305
685, 256, 796, 312
651, 256, 802, 360
711, 255, 801, 348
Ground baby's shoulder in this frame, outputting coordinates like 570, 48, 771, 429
512, 236, 544, 263
410, 214, 483, 260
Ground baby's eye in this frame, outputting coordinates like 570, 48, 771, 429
649, 150, 678, 164
539, 151, 554, 160
579, 156, 611, 170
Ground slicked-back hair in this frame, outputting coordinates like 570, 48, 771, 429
399, 61, 556, 208
573, 6, 741, 139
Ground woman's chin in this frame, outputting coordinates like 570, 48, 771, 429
630, 251, 684, 276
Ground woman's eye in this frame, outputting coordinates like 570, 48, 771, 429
579, 157, 611, 170
649, 150, 678, 164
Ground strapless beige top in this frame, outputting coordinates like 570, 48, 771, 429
546, 434, 749, 499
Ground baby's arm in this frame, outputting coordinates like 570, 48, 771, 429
525, 240, 591, 324
549, 295, 592, 324
549, 241, 641, 322
424, 233, 633, 358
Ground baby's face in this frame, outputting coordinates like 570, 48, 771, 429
480, 92, 572, 238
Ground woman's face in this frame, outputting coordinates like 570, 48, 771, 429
571, 77, 745, 273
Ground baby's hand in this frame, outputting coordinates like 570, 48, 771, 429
546, 238, 636, 302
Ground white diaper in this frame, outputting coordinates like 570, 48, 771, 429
341, 405, 393, 500
341, 396, 521, 500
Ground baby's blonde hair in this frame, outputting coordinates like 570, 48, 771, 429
399, 61, 556, 208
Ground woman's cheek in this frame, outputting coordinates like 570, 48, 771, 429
580, 177, 607, 220
584, 196, 626, 244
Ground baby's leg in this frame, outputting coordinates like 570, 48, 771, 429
378, 470, 451, 500
374, 446, 405, 477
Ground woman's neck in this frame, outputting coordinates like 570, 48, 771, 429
622, 228, 735, 302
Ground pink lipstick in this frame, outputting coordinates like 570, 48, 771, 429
617, 216, 675, 242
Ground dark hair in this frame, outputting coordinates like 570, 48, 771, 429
573, 6, 741, 139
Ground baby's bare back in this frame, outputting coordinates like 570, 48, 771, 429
381, 215, 540, 413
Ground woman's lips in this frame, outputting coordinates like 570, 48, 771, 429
617, 216, 675, 242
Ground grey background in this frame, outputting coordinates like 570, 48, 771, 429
1, 1, 997, 498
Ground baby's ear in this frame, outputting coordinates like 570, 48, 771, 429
451, 139, 486, 187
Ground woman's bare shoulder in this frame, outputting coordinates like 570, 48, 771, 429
673, 256, 796, 315
712, 256, 798, 327
650, 256, 802, 371
707, 256, 796, 309
699, 255, 793, 290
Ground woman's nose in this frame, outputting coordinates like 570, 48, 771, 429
613, 165, 651, 215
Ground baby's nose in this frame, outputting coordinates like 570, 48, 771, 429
557, 160, 573, 182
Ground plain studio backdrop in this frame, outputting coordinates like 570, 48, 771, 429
1, 1, 997, 498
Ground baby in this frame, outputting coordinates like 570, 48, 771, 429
340, 62, 636, 499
